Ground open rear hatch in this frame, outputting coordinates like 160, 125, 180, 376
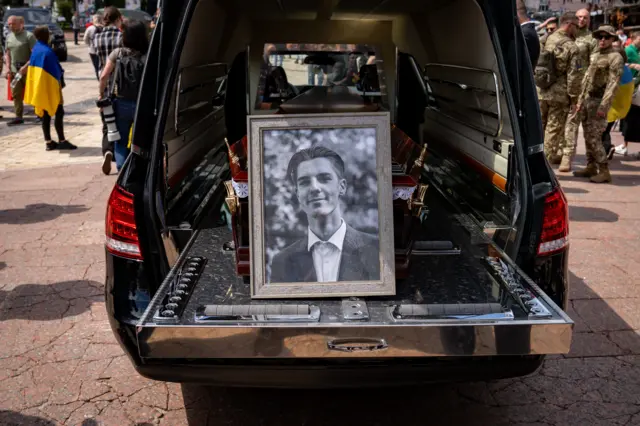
138, 0, 573, 359
136, 176, 573, 359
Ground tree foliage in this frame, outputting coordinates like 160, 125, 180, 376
55, 0, 73, 23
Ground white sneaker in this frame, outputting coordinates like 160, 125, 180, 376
614, 145, 628, 156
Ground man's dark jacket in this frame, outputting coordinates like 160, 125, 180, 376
521, 21, 541, 68
269, 224, 380, 283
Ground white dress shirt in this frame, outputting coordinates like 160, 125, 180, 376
307, 219, 347, 282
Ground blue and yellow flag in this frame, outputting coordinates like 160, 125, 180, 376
24, 41, 62, 118
608, 64, 635, 123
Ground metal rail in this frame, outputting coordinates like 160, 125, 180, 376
423, 63, 503, 138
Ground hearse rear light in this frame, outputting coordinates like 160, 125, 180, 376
538, 188, 569, 256
105, 185, 142, 260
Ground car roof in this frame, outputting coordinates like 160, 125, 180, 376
3, 8, 52, 23
4, 7, 50, 13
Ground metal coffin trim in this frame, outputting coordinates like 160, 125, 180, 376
136, 319, 572, 359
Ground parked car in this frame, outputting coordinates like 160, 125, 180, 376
105, 0, 573, 387
3, 7, 67, 62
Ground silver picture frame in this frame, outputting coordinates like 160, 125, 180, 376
248, 112, 396, 299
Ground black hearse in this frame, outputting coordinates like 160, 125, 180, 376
105, 0, 573, 387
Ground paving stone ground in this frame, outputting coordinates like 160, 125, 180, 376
1, 43, 640, 426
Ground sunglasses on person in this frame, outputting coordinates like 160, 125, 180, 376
596, 34, 615, 41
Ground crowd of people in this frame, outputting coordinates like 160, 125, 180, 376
2, 6, 149, 175
3, 3, 636, 183
519, 1, 640, 184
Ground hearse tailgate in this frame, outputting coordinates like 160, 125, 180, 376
135, 264, 572, 358
136, 192, 573, 359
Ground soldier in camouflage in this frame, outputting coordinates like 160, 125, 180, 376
573, 25, 624, 183
537, 13, 581, 172
574, 9, 599, 65
564, 9, 599, 164
539, 18, 558, 47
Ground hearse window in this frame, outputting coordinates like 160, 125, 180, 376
255, 43, 386, 111
174, 63, 228, 135
422, 63, 503, 138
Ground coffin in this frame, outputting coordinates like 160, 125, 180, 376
224, 87, 428, 279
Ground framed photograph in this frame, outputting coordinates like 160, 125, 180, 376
248, 112, 395, 299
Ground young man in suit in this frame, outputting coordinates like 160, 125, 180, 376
269, 146, 380, 283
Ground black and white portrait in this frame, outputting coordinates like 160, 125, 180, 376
263, 128, 380, 284
249, 113, 395, 299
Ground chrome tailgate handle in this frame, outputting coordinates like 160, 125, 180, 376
327, 338, 388, 352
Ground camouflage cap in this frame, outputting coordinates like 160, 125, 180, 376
593, 25, 617, 38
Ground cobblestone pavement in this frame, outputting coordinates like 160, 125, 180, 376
1, 44, 640, 426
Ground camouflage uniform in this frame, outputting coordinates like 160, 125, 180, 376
537, 30, 582, 159
565, 27, 599, 149
576, 46, 624, 168
575, 27, 599, 65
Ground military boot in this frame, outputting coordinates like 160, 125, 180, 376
558, 155, 572, 172
547, 154, 563, 165
573, 163, 598, 178
590, 164, 612, 184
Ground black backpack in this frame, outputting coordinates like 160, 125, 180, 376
113, 50, 145, 101
534, 38, 570, 90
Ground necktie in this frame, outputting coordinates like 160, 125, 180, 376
313, 241, 337, 282
314, 241, 335, 256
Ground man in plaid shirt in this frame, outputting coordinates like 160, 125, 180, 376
93, 6, 123, 175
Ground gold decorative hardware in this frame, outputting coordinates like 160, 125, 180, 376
225, 138, 241, 168
224, 181, 238, 215
409, 143, 428, 179
408, 183, 429, 216
414, 144, 428, 169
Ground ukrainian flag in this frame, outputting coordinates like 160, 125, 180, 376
608, 64, 635, 123
24, 41, 62, 118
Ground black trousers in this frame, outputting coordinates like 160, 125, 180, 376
42, 105, 65, 142
73, 29, 79, 44
622, 105, 640, 143
601, 121, 615, 154
89, 53, 100, 80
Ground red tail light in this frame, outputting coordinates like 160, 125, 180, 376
105, 185, 142, 260
537, 188, 569, 256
